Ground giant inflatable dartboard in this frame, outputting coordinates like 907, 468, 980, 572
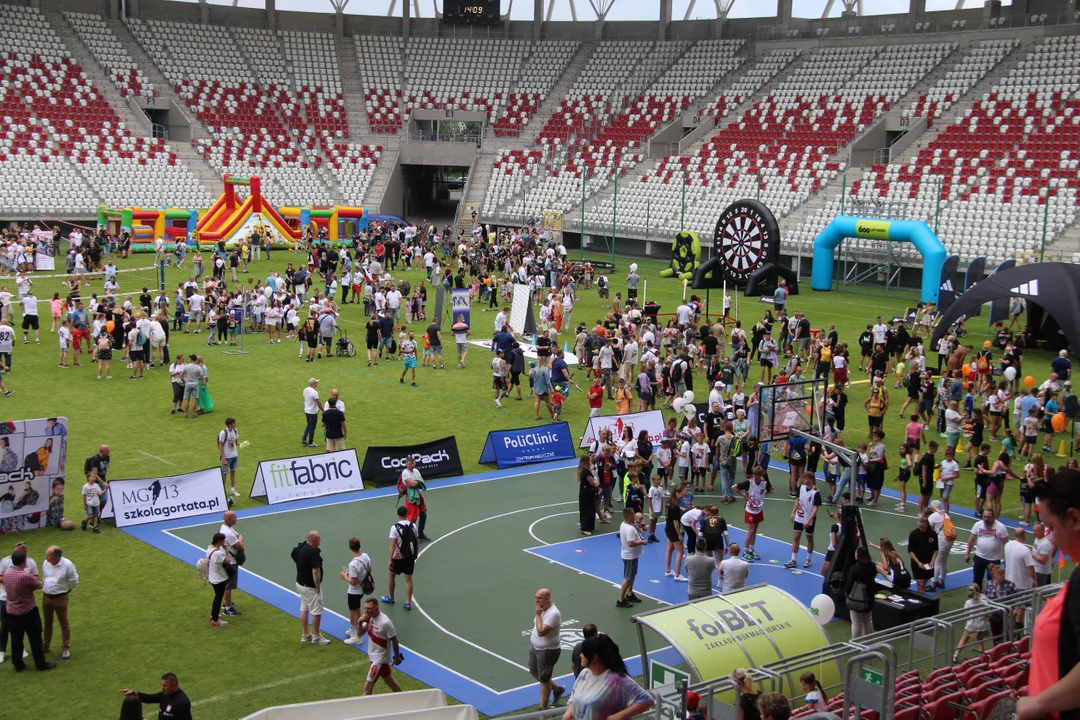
712, 199, 780, 286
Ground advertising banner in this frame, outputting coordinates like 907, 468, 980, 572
107, 467, 227, 528
0, 417, 68, 533
637, 586, 834, 691
450, 287, 471, 329
249, 449, 363, 504
362, 436, 463, 488
479, 422, 576, 469
578, 410, 666, 449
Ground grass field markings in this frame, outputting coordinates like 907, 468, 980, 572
191, 661, 366, 708
136, 449, 177, 465
527, 511, 579, 545
522, 547, 672, 606
410, 500, 579, 673
341, 365, 511, 413
159, 527, 503, 694
162, 460, 579, 531
112, 452, 189, 464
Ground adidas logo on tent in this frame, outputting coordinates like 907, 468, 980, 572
1010, 280, 1039, 296
940, 279, 954, 292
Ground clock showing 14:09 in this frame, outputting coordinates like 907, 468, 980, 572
443, 0, 500, 24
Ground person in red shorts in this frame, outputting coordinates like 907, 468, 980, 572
359, 597, 403, 695
397, 455, 430, 542
736, 466, 768, 562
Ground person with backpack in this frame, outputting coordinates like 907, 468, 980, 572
398, 455, 430, 542
205, 533, 232, 627
382, 506, 418, 611
341, 537, 374, 644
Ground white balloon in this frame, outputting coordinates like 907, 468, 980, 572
683, 390, 695, 404
629, 262, 638, 273
809, 594, 835, 626
683, 406, 697, 421
1004, 366, 1017, 381
673, 398, 686, 413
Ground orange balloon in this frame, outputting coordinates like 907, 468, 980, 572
105, 320, 114, 333
1024, 376, 1035, 389
1052, 412, 1068, 433
961, 364, 970, 375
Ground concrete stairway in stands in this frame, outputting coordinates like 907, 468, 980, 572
363, 148, 399, 212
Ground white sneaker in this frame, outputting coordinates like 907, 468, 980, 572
230, 488, 240, 497
346, 627, 356, 638
61, 650, 70, 660
300, 633, 312, 643
673, 575, 688, 582
495, 398, 502, 408
665, 571, 674, 577
0, 650, 4, 663
343, 636, 362, 645
311, 635, 331, 645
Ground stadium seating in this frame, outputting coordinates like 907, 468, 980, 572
494, 40, 579, 137
356, 34, 404, 134
909, 39, 1018, 120
65, 11, 152, 98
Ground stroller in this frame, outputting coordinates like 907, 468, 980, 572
336, 329, 356, 357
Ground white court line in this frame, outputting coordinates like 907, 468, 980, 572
164, 461, 578, 531
162, 530, 498, 694
137, 450, 176, 466
527, 511, 578, 546
192, 661, 364, 707
410, 501, 580, 673
522, 547, 671, 605
113, 452, 186, 465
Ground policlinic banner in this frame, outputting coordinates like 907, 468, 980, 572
578, 410, 666, 449
479, 422, 576, 469
249, 449, 363, 504
362, 436, 463, 488
0, 417, 68, 534
107, 467, 227, 528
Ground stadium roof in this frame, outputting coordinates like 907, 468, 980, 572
174, 0, 1012, 22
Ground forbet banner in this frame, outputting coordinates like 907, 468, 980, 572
107, 467, 227, 528
362, 436, 463, 488
479, 422, 576, 469
578, 410, 666, 449
249, 449, 363, 504
638, 586, 834, 690
0, 417, 68, 534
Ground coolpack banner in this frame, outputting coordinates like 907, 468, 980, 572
107, 467, 227, 528
249, 448, 363, 504
578, 410, 666, 449
0, 417, 67, 534
450, 287, 472, 329
479, 422, 576, 469
362, 436, 463, 488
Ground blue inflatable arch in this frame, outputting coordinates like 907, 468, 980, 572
809, 216, 948, 304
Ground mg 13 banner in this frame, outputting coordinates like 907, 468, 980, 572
362, 436, 463, 488
107, 467, 227, 528
0, 417, 68, 534
249, 449, 363, 504
479, 422, 576, 469
578, 410, 666, 449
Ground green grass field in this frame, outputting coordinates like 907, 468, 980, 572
0, 249, 1068, 719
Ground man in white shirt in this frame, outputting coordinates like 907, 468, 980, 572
219, 511, 244, 617
358, 597, 403, 695
1031, 523, 1056, 586
301, 378, 320, 447
965, 508, 1010, 589
675, 302, 692, 326
528, 588, 565, 709
386, 287, 403, 324
20, 292, 39, 344
938, 447, 960, 515
341, 537, 372, 643
719, 543, 750, 593
1002, 527, 1035, 591
218, 417, 240, 498
186, 293, 204, 334
617, 508, 647, 607
621, 338, 638, 382
494, 308, 508, 333
872, 316, 888, 346
41, 546, 78, 659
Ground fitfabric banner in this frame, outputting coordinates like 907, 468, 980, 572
450, 287, 472, 329
107, 467, 227, 528
249, 449, 363, 504
578, 410, 667, 449
362, 436, 464, 488
479, 422, 576, 468
0, 417, 68, 534
987, 258, 1017, 326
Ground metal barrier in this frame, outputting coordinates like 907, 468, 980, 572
842, 644, 897, 720
991, 583, 1063, 643
853, 617, 946, 672
758, 642, 863, 698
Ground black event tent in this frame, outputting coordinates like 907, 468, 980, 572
930, 262, 1079, 352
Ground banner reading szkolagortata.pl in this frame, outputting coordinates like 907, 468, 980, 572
249, 449, 363, 504
362, 436, 463, 488
0, 417, 68, 534
579, 410, 666, 449
479, 422, 576, 469
107, 467, 228, 528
